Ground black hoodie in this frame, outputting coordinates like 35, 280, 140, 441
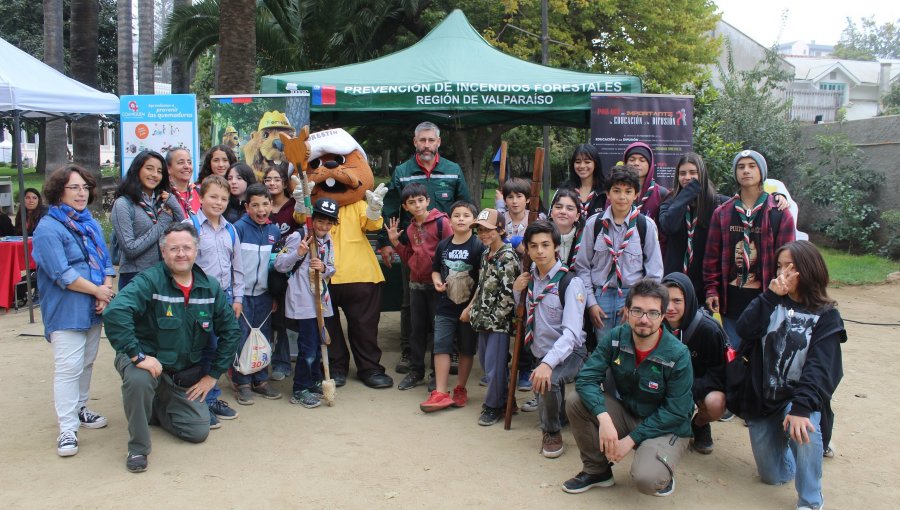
736, 289, 846, 447
663, 272, 728, 402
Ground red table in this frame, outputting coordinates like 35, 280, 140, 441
0, 239, 35, 309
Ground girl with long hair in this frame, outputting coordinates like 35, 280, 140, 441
559, 144, 606, 219
735, 240, 845, 510
111, 150, 185, 289
198, 145, 237, 182
224, 162, 258, 223
14, 188, 48, 236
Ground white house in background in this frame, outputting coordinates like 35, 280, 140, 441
785, 57, 900, 121
777, 40, 834, 57
708, 21, 795, 89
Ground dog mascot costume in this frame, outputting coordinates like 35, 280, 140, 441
243, 111, 295, 181
280, 127, 394, 389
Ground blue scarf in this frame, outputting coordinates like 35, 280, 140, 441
47, 204, 110, 285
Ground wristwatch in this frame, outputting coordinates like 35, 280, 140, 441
132, 352, 146, 365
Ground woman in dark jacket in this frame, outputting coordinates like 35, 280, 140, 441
13, 188, 48, 236
224, 162, 257, 224
735, 240, 845, 510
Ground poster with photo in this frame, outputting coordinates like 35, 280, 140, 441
120, 94, 199, 179
209, 93, 310, 181
589, 94, 694, 190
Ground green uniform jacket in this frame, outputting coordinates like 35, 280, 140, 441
103, 262, 241, 379
576, 324, 694, 444
379, 155, 471, 248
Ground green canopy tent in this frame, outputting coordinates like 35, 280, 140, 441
260, 9, 642, 128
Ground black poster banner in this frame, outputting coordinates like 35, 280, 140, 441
590, 94, 693, 190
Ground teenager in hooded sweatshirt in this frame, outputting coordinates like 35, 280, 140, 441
662, 272, 727, 455
621, 142, 669, 223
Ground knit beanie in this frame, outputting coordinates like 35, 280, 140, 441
624, 145, 652, 164
732, 149, 768, 183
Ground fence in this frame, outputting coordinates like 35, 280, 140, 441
784, 89, 843, 123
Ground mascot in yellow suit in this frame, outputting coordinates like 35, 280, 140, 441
280, 127, 394, 389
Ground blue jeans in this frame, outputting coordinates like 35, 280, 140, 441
747, 404, 824, 509
291, 318, 324, 392
722, 315, 743, 349
594, 288, 628, 343
271, 325, 295, 375
201, 289, 233, 405
232, 294, 273, 386
477, 331, 509, 409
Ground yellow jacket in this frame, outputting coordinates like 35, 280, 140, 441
330, 200, 384, 285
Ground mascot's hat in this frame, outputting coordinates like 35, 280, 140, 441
258, 111, 292, 131
307, 128, 367, 161
224, 125, 238, 134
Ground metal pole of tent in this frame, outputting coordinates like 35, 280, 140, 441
13, 111, 36, 323
540, 0, 551, 204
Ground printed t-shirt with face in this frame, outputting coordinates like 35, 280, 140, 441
726, 207, 763, 318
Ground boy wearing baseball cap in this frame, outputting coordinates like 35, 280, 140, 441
703, 150, 795, 349
462, 208, 520, 426
274, 197, 339, 408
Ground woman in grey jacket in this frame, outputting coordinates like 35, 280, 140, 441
111, 150, 184, 289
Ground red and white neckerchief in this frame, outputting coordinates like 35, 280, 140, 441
683, 207, 698, 273
580, 191, 595, 217
600, 207, 641, 297
524, 265, 569, 345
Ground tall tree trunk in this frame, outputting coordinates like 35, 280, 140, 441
42, 0, 67, 174
216, 0, 257, 94
70, 0, 102, 193
117, 0, 134, 96
450, 126, 512, 205
170, 0, 191, 93
137, 0, 154, 94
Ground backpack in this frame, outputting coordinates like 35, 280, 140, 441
189, 214, 236, 250
267, 226, 307, 298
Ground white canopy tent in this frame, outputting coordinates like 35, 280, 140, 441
0, 36, 119, 321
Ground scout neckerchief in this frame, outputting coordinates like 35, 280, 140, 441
138, 191, 164, 223
635, 179, 657, 212
600, 207, 641, 297
734, 192, 768, 286
580, 191, 595, 218
524, 265, 568, 345
683, 207, 698, 273
173, 184, 198, 216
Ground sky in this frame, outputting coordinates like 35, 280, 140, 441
713, 0, 900, 48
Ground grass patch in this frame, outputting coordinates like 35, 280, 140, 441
0, 166, 44, 198
821, 248, 899, 286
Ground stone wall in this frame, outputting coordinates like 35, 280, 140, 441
795, 115, 900, 249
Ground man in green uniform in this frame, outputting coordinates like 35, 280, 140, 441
379, 122, 471, 373
104, 223, 241, 473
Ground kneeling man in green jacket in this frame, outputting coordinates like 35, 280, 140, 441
104, 222, 241, 474
562, 278, 694, 497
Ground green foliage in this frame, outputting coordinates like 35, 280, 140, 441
881, 81, 900, 116
799, 134, 882, 253
693, 43, 800, 190
820, 247, 899, 285
832, 16, 900, 60
878, 210, 900, 259
490, 0, 720, 93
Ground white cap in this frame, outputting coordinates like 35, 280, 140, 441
307, 128, 367, 161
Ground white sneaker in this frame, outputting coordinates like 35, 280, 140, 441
78, 407, 108, 429
57, 431, 78, 457
521, 397, 539, 412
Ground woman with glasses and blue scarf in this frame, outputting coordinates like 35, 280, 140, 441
32, 165, 116, 458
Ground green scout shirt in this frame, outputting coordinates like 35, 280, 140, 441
103, 262, 241, 379
575, 324, 694, 444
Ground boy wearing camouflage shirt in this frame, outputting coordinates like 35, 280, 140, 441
462, 208, 520, 426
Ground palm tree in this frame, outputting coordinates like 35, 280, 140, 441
217, 0, 257, 94
170, 0, 191, 92
42, 0, 68, 174
117, 0, 135, 96
138, 0, 154, 94
70, 0, 102, 185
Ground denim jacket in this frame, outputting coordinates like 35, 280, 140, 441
32, 216, 115, 340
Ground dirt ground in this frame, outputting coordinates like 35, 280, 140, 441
0, 283, 897, 509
